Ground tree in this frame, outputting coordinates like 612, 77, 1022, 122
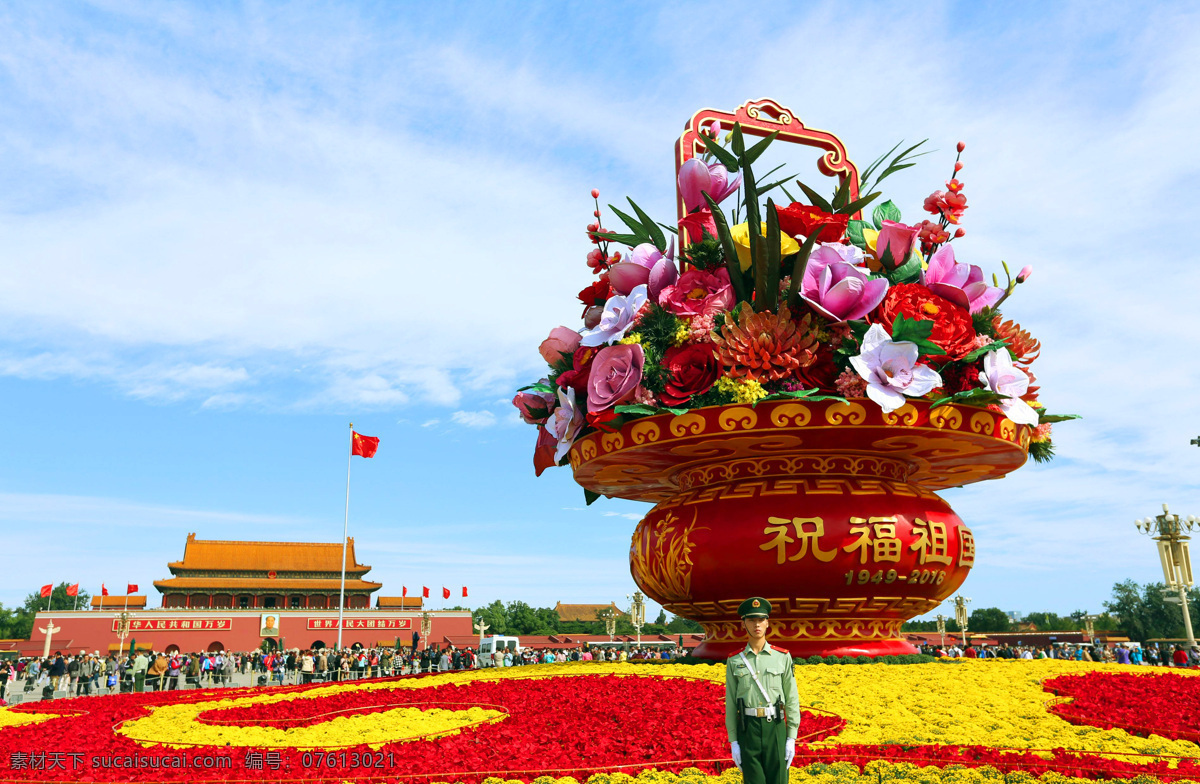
22, 582, 90, 614
654, 609, 667, 625
1104, 579, 1200, 642
472, 600, 508, 635
968, 607, 1011, 633
666, 615, 704, 633
1022, 611, 1077, 631
505, 601, 539, 635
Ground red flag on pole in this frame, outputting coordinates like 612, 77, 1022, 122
462, 586, 468, 598
351, 432, 380, 458
101, 584, 109, 596
402, 586, 408, 597
442, 587, 450, 599
422, 586, 430, 598
40, 584, 52, 598
127, 584, 138, 594
65, 584, 79, 597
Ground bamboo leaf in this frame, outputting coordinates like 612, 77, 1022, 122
758, 197, 782, 312
795, 180, 833, 213
704, 193, 750, 304
839, 191, 882, 216
594, 230, 645, 247
628, 198, 666, 252
608, 204, 652, 239
785, 229, 822, 311
831, 175, 853, 210
699, 133, 739, 172
731, 123, 746, 156
743, 130, 780, 166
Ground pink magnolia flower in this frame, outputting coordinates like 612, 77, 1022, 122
609, 241, 678, 298
979, 349, 1039, 426
677, 158, 741, 213
657, 268, 735, 317
551, 387, 586, 461
922, 245, 1002, 313
849, 324, 942, 413
538, 326, 582, 364
512, 381, 556, 425
586, 344, 646, 413
875, 220, 920, 270
800, 243, 889, 323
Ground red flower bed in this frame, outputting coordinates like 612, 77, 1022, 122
1044, 671, 1200, 742
0, 674, 841, 782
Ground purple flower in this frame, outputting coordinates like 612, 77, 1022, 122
922, 245, 1003, 313
849, 324, 942, 413
586, 344, 645, 413
799, 243, 889, 323
678, 158, 742, 213
580, 285, 648, 347
979, 349, 1039, 426
551, 387, 586, 461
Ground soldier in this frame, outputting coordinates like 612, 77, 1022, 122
725, 597, 800, 784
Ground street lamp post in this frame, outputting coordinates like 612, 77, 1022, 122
599, 608, 616, 642
953, 596, 971, 647
626, 591, 646, 646
1082, 613, 1099, 644
114, 612, 132, 657
1135, 503, 1196, 649
935, 614, 946, 648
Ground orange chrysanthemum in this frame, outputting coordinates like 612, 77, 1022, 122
992, 316, 1041, 367
712, 305, 817, 382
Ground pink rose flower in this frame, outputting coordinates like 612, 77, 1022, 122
539, 326, 582, 364
512, 381, 556, 425
586, 344, 645, 413
875, 220, 920, 270
657, 268, 735, 317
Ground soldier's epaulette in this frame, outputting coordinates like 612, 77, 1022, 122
727, 651, 741, 659
770, 645, 789, 654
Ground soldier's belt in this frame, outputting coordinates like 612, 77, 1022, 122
743, 706, 779, 719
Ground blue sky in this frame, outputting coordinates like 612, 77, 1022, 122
1, 1, 1199, 622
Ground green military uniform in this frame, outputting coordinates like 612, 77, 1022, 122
725, 598, 800, 784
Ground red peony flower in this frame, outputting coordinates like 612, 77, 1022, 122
555, 346, 598, 394
875, 283, 978, 359
659, 343, 720, 406
775, 203, 849, 243
578, 277, 612, 318
938, 363, 981, 394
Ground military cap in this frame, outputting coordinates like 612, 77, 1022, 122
737, 597, 772, 618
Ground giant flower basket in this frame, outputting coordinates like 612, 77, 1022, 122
514, 98, 1074, 658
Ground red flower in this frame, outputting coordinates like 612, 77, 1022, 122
578, 276, 612, 318
875, 283, 978, 359
679, 209, 718, 244
555, 346, 598, 394
939, 363, 980, 394
775, 203, 849, 243
659, 343, 720, 406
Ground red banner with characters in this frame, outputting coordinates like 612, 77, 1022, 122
306, 618, 412, 630
111, 618, 231, 631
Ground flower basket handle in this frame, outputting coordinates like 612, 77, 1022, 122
674, 98, 862, 226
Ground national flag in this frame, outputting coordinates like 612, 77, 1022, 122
422, 586, 430, 598
402, 586, 408, 598
40, 584, 52, 598
101, 584, 109, 596
65, 584, 79, 597
462, 586, 468, 598
442, 587, 450, 600
127, 584, 138, 594
352, 431, 380, 458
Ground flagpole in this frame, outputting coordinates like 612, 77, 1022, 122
336, 423, 353, 651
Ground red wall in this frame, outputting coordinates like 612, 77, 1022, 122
22, 610, 474, 656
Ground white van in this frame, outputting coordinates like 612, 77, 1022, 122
479, 636, 521, 666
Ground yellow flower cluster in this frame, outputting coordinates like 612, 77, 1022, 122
619, 332, 644, 345
0, 709, 53, 729
672, 319, 691, 347
715, 376, 767, 404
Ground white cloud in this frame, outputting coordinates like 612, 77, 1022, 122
451, 410, 497, 428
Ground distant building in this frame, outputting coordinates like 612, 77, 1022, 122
554, 602, 627, 623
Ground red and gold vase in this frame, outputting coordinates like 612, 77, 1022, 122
569, 399, 1030, 659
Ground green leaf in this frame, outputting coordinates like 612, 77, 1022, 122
594, 230, 644, 247
699, 133, 739, 172
890, 314, 947, 356
794, 180, 833, 213
758, 197, 782, 312
779, 185, 798, 204
871, 200, 902, 229
657, 222, 678, 235
960, 339, 1010, 364
757, 174, 793, 199
614, 403, 660, 417
887, 253, 924, 285
517, 381, 556, 394
627, 198, 666, 252
839, 191, 882, 216
846, 220, 870, 250
608, 204, 652, 240
930, 388, 1010, 410
785, 229, 823, 311
1038, 412, 1082, 424
704, 193, 750, 304
743, 130, 780, 166
730, 123, 746, 156
858, 140, 903, 191
584, 488, 602, 506
831, 175, 853, 210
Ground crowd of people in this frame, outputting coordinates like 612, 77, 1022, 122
0, 644, 684, 702
917, 641, 1200, 665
